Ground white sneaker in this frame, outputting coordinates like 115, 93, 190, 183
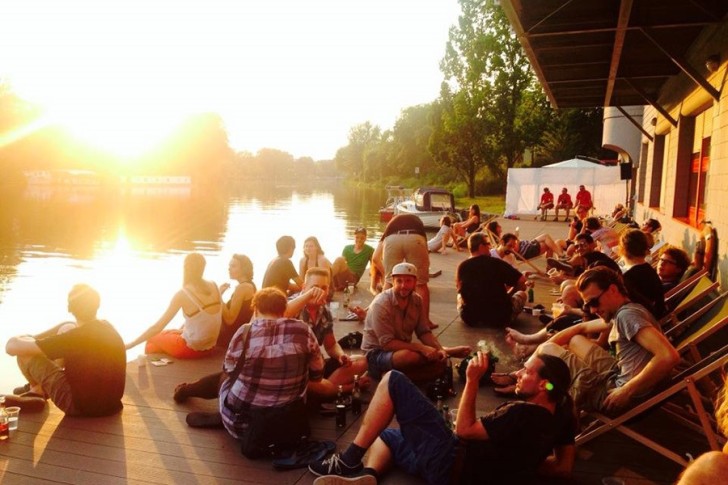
313, 476, 376, 485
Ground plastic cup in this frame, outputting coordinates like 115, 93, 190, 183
137, 354, 147, 367
551, 303, 565, 318
450, 408, 458, 427
533, 308, 542, 316
6, 406, 20, 431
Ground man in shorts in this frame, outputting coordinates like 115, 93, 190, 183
286, 267, 369, 399
538, 267, 679, 413
538, 187, 555, 221
309, 352, 577, 484
555, 187, 573, 222
5, 284, 126, 416
361, 262, 470, 382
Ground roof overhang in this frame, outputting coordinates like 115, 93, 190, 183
500, 0, 728, 109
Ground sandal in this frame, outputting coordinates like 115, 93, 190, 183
273, 440, 336, 470
186, 411, 223, 429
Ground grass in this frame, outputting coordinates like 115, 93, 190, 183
455, 195, 505, 215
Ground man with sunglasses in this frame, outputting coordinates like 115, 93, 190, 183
538, 267, 679, 413
456, 232, 527, 327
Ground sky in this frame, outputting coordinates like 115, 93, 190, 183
0, 0, 461, 161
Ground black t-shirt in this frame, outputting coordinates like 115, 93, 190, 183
37, 320, 126, 416
460, 401, 576, 484
624, 263, 667, 319
456, 255, 523, 326
262, 257, 299, 294
381, 214, 427, 240
580, 251, 621, 275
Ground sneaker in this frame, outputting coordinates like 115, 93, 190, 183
313, 475, 376, 485
309, 452, 363, 477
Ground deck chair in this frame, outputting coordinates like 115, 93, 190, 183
660, 274, 719, 331
667, 291, 728, 361
576, 343, 728, 467
664, 268, 707, 301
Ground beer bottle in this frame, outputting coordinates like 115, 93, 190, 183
0, 396, 9, 441
335, 385, 346, 428
351, 375, 362, 416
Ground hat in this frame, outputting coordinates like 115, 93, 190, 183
391, 262, 417, 277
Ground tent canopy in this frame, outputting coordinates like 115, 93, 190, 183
505, 159, 626, 217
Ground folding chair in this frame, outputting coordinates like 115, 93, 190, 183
576, 344, 728, 467
664, 268, 708, 301
667, 291, 728, 361
660, 274, 719, 331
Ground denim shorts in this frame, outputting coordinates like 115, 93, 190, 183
365, 348, 394, 380
379, 371, 458, 485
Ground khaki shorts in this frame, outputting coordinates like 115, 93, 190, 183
383, 233, 429, 284
540, 342, 617, 412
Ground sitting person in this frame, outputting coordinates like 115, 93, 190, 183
657, 246, 692, 293
537, 187, 555, 221
126, 253, 222, 359
555, 187, 573, 222
286, 267, 369, 400
428, 215, 459, 253
611, 203, 628, 221
299, 236, 333, 286
641, 218, 662, 248
308, 353, 577, 484
486, 220, 563, 258
619, 229, 666, 319
361, 262, 471, 382
332, 226, 375, 291
5, 284, 126, 416
452, 204, 481, 241
457, 232, 527, 327
557, 204, 591, 256
489, 232, 518, 267
262, 235, 303, 295
217, 254, 256, 348
547, 233, 621, 279
574, 184, 593, 212
539, 266, 679, 413
584, 217, 620, 257
172, 288, 325, 438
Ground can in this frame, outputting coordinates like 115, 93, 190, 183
336, 404, 346, 428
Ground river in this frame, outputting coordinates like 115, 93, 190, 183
0, 181, 394, 392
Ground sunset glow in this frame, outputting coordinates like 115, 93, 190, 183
1, 0, 459, 160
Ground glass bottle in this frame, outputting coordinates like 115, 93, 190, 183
351, 375, 362, 416
442, 404, 452, 429
0, 396, 9, 441
335, 385, 347, 428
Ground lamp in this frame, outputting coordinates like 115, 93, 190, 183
705, 54, 720, 73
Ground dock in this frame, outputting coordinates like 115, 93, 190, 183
0, 217, 703, 484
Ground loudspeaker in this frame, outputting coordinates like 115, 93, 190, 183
619, 162, 633, 180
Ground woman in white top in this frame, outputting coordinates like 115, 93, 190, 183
126, 253, 222, 359
428, 215, 459, 253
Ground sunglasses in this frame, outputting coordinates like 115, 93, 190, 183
584, 288, 608, 309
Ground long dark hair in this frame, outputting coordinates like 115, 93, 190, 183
537, 354, 577, 429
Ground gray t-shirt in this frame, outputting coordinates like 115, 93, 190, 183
608, 302, 661, 389
361, 288, 431, 351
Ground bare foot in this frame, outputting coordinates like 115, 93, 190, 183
446, 345, 472, 358
505, 327, 530, 345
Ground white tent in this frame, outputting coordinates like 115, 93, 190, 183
504, 158, 626, 217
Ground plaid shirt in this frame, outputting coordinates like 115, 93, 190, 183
219, 317, 323, 437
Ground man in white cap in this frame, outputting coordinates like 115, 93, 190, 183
361, 262, 470, 382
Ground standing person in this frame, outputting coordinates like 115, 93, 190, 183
173, 288, 324, 448
125, 253, 222, 359
538, 188, 555, 221
457, 233, 527, 327
332, 227, 375, 291
428, 215, 459, 253
361, 262, 470, 382
217, 254, 256, 348
262, 235, 303, 295
555, 187, 573, 222
5, 284, 126, 416
372, 214, 433, 327
308, 353, 577, 484
286, 268, 370, 399
575, 185, 593, 212
538, 266, 679, 413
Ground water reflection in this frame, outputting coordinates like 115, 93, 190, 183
0, 182, 387, 391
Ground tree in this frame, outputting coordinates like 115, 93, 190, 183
435, 0, 551, 193
334, 122, 382, 180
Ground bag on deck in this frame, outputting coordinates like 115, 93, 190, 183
238, 398, 310, 459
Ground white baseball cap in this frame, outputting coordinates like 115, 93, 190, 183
391, 262, 417, 277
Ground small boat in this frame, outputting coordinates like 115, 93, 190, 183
394, 187, 461, 228
379, 185, 410, 222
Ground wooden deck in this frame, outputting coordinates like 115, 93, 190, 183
0, 218, 702, 484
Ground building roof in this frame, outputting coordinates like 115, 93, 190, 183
500, 0, 728, 109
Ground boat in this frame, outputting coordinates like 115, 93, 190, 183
394, 187, 461, 228
379, 185, 410, 222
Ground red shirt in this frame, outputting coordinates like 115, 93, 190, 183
557, 193, 572, 206
540, 192, 554, 205
576, 189, 592, 207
